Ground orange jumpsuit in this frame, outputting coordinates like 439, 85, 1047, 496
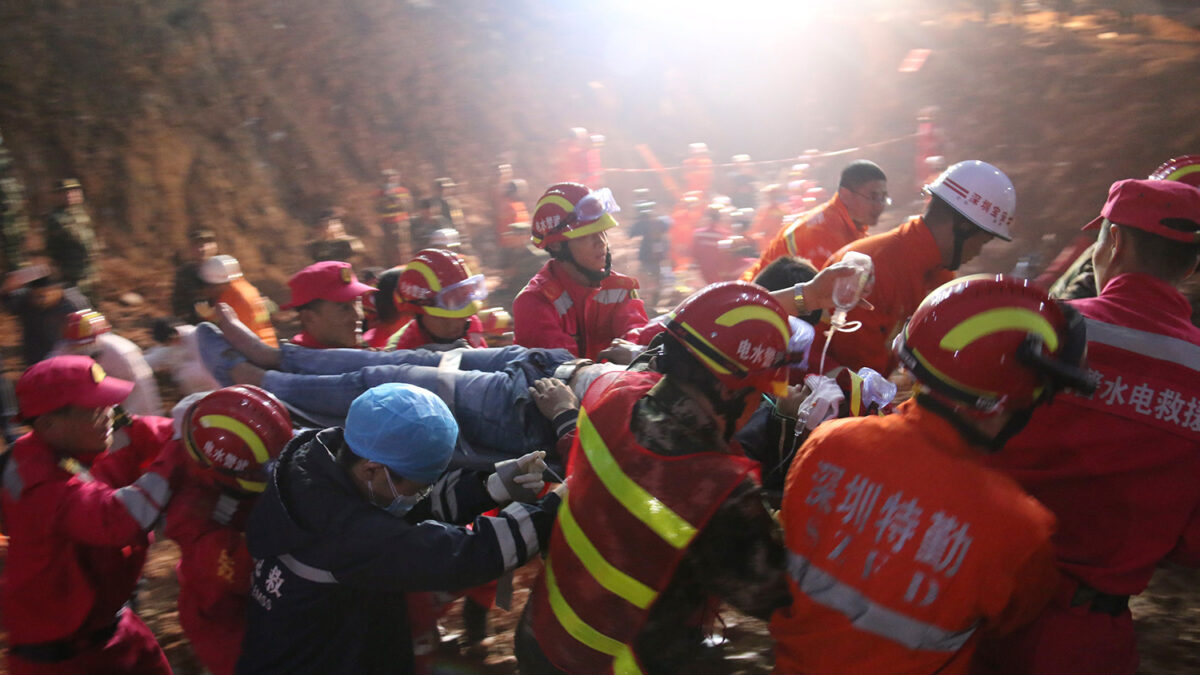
218, 278, 278, 347
741, 194, 863, 282
810, 216, 954, 375
668, 202, 701, 272
771, 400, 1060, 674
682, 155, 714, 195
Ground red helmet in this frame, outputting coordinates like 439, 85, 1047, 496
1149, 155, 1200, 187
64, 309, 111, 344
530, 182, 620, 249
183, 385, 293, 493
665, 281, 795, 396
894, 275, 1096, 415
394, 249, 486, 319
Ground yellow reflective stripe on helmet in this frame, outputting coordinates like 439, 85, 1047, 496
236, 476, 267, 492
536, 194, 577, 213
558, 496, 657, 610
563, 213, 619, 239
545, 559, 644, 674
715, 305, 789, 343
908, 347, 998, 402
578, 409, 697, 549
405, 260, 442, 292
199, 414, 269, 464
939, 308, 1059, 352
1166, 165, 1200, 182
676, 321, 734, 375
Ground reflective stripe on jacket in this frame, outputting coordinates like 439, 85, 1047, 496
526, 371, 756, 673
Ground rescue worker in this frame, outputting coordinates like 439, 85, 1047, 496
282, 260, 376, 349
361, 267, 412, 349
626, 192, 670, 312
515, 281, 812, 673
0, 355, 186, 674
815, 160, 1015, 375
741, 160, 888, 282
978, 178, 1200, 674
747, 183, 788, 246
377, 168, 413, 267
42, 178, 98, 299
691, 202, 734, 285
0, 133, 28, 273
197, 254, 278, 347
771, 275, 1099, 674
51, 309, 163, 416
682, 141, 714, 195
409, 198, 448, 256
171, 226, 219, 323
164, 386, 293, 675
389, 248, 488, 350
667, 190, 703, 273
494, 178, 530, 281
430, 176, 464, 230
1, 265, 89, 365
307, 207, 365, 264
513, 182, 649, 361
237, 383, 562, 673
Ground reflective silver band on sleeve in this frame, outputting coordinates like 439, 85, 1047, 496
279, 554, 339, 584
483, 515, 520, 570
502, 501, 540, 558
787, 551, 976, 653
1085, 318, 1200, 372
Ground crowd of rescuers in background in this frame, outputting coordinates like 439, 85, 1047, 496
0, 118, 1199, 674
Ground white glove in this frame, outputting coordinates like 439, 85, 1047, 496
796, 375, 845, 430
486, 450, 547, 504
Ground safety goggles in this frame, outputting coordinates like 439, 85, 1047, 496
560, 188, 621, 228
434, 274, 488, 312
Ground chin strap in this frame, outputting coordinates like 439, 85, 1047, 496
552, 245, 612, 285
916, 392, 1039, 454
946, 222, 972, 272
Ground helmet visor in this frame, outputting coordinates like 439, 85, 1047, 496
570, 188, 621, 226
435, 274, 488, 312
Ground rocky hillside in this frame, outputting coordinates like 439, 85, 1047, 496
0, 2, 1198, 305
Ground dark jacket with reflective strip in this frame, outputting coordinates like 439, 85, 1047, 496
525, 371, 758, 674
238, 427, 559, 674
0, 416, 175, 645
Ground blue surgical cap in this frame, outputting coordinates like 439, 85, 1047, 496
343, 383, 458, 484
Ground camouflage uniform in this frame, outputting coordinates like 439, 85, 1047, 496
44, 193, 98, 296
0, 140, 27, 273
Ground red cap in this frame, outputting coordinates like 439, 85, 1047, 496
282, 261, 376, 309
1083, 179, 1200, 244
16, 355, 134, 420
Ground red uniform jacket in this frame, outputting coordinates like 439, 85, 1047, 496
525, 371, 757, 672
771, 400, 1059, 674
164, 478, 255, 675
0, 417, 175, 645
387, 315, 487, 351
981, 273, 1200, 674
512, 260, 648, 361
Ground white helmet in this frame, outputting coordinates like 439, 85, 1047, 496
199, 254, 243, 285
926, 160, 1015, 241
429, 228, 461, 249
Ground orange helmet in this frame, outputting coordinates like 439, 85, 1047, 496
64, 309, 112, 344
183, 385, 293, 494
1149, 155, 1200, 187
665, 281, 796, 396
894, 275, 1096, 415
394, 249, 486, 319
530, 182, 620, 249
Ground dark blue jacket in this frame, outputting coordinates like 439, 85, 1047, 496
238, 427, 559, 674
